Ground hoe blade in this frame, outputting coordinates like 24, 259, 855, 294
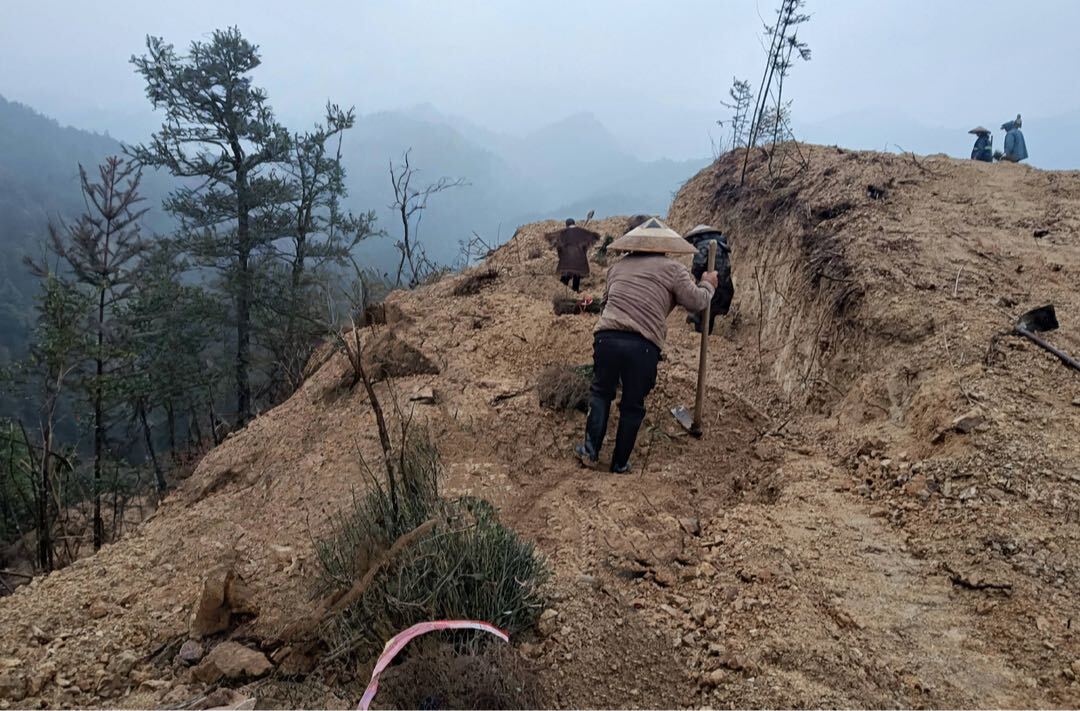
671, 405, 701, 437
1016, 304, 1058, 333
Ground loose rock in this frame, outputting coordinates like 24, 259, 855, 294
690, 601, 708, 623
0, 671, 28, 702
537, 609, 560, 637
191, 566, 259, 638
106, 650, 138, 677
191, 642, 272, 684
951, 409, 987, 434
178, 640, 204, 665
679, 517, 702, 536
700, 668, 726, 687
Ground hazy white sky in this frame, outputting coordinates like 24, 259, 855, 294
2, 0, 1078, 159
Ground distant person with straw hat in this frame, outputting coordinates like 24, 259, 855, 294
968, 126, 993, 162
575, 217, 718, 474
998, 114, 1028, 163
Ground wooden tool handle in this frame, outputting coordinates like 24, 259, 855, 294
692, 241, 717, 432
1016, 327, 1080, 372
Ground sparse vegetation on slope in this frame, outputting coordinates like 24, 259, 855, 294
0, 157, 1077, 709
314, 425, 548, 663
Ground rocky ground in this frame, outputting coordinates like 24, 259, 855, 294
0, 146, 1078, 708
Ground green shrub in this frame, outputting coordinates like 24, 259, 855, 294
314, 429, 548, 661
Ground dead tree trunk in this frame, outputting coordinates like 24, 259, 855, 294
138, 402, 167, 495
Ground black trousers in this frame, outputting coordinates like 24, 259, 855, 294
582, 330, 660, 469
560, 273, 581, 292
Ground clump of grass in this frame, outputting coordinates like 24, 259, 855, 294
452, 268, 499, 296
537, 364, 592, 412
314, 428, 548, 662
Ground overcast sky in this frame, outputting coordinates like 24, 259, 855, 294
2, 0, 1078, 160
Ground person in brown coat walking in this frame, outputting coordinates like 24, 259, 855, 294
546, 218, 599, 292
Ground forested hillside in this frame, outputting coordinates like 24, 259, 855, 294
0, 95, 704, 365
0, 96, 171, 364
0, 27, 709, 581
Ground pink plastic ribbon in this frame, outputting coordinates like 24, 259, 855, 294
357, 620, 510, 710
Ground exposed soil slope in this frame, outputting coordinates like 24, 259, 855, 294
1, 146, 1079, 709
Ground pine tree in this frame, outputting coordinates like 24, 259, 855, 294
40, 157, 147, 550
129, 27, 292, 426
719, 78, 754, 153
122, 240, 223, 492
24, 265, 88, 570
261, 104, 376, 394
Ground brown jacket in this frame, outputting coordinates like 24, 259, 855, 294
547, 226, 600, 277
595, 254, 714, 350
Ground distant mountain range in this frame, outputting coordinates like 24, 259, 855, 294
0, 94, 708, 366
344, 104, 708, 271
6, 92, 1073, 370
0, 96, 174, 365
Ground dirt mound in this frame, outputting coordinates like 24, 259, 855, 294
375, 641, 547, 710
451, 267, 500, 297
364, 330, 440, 381
2, 150, 1079, 709
360, 302, 409, 328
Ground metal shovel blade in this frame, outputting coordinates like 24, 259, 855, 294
1010, 303, 1080, 373
671, 405, 701, 437
1016, 304, 1058, 333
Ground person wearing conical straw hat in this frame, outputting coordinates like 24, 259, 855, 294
968, 126, 993, 162
683, 224, 734, 335
575, 217, 718, 474
999, 114, 1028, 163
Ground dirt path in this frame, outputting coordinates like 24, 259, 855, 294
768, 462, 1031, 707
495, 423, 1049, 708
3, 151, 1079, 708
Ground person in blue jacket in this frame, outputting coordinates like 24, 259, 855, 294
969, 126, 993, 162
1000, 114, 1028, 163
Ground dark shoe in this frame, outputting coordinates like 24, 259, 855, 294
611, 461, 631, 475
575, 444, 598, 469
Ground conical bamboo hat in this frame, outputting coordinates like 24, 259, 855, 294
609, 217, 697, 255
685, 224, 723, 239
968, 126, 990, 135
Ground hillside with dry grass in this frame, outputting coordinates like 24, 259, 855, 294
1, 145, 1078, 709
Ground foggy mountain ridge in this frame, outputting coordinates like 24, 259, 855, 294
793, 107, 1080, 170
0, 96, 175, 364
342, 104, 709, 271
0, 92, 705, 364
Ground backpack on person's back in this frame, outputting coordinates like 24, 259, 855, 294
684, 225, 735, 334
